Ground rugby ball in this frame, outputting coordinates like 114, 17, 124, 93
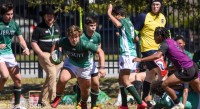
51, 50, 62, 65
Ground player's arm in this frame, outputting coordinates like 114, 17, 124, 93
96, 47, 106, 77
133, 41, 168, 62
17, 35, 30, 55
133, 51, 163, 62
107, 4, 122, 28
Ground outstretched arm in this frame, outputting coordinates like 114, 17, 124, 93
133, 51, 163, 62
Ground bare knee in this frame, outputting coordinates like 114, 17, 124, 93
161, 81, 167, 89
91, 83, 99, 91
1, 76, 9, 82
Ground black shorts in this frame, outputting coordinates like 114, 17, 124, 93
174, 64, 198, 82
142, 50, 158, 70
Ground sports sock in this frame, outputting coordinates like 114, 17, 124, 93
126, 85, 142, 104
90, 89, 99, 108
74, 83, 81, 105
14, 86, 21, 105
142, 81, 151, 100
120, 86, 128, 106
173, 98, 179, 104
133, 81, 143, 97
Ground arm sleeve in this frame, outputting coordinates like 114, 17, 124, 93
134, 13, 146, 31
158, 41, 168, 55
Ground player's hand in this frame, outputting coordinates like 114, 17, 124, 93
99, 68, 106, 78
133, 58, 142, 62
107, 4, 113, 15
0, 44, 6, 49
23, 48, 30, 55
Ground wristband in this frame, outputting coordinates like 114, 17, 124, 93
23, 48, 29, 52
100, 66, 105, 69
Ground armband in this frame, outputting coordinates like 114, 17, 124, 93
99, 66, 105, 69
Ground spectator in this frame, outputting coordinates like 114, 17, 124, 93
31, 6, 63, 107
134, 0, 169, 105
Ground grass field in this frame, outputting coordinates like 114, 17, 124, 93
0, 78, 137, 109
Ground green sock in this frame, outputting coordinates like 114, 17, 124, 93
120, 86, 128, 106
90, 89, 99, 108
126, 85, 142, 104
14, 86, 21, 105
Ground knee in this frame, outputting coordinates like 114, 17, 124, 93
1, 76, 9, 82
161, 81, 167, 89
14, 78, 22, 85
91, 83, 99, 91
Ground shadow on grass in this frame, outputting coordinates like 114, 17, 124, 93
0, 78, 119, 101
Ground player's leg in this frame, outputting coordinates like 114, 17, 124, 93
141, 50, 161, 103
91, 72, 100, 108
119, 55, 147, 108
6, 55, 22, 108
133, 72, 146, 97
51, 68, 75, 108
9, 65, 25, 109
51, 58, 76, 108
162, 73, 182, 105
0, 60, 10, 91
77, 77, 91, 109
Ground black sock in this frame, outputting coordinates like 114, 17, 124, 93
133, 81, 142, 97
14, 86, 21, 105
142, 81, 151, 100
173, 98, 179, 104
120, 86, 128, 106
74, 84, 81, 105
90, 89, 99, 108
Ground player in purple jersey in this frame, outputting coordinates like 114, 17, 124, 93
133, 27, 200, 109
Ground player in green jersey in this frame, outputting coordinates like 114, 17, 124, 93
73, 15, 102, 109
108, 4, 147, 109
0, 2, 30, 109
50, 25, 106, 109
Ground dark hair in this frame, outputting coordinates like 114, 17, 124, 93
154, 27, 170, 39
146, 0, 163, 13
0, 2, 13, 15
174, 35, 185, 42
39, 6, 56, 17
112, 5, 126, 17
66, 25, 82, 37
85, 15, 98, 25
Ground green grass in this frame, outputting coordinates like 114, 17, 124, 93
0, 78, 137, 109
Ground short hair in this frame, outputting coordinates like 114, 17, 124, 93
112, 5, 126, 17
154, 27, 170, 39
0, 2, 13, 15
66, 25, 82, 37
85, 15, 98, 25
174, 35, 185, 42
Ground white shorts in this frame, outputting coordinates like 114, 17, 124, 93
119, 55, 138, 72
63, 58, 97, 79
0, 54, 18, 67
